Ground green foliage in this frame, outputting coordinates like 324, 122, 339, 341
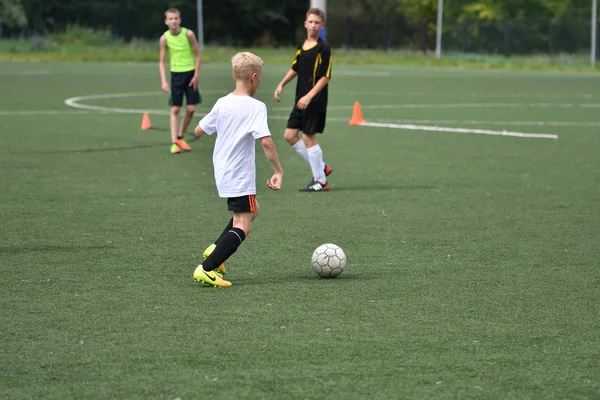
0, 41, 598, 73
461, 1, 505, 20
0, 0, 28, 28
53, 24, 119, 46
396, 0, 438, 20
9, 0, 597, 43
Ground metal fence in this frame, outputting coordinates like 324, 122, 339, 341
324, 15, 599, 58
2, 12, 598, 61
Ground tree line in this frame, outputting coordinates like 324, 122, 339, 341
1, 0, 597, 47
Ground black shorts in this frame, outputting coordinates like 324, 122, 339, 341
227, 195, 257, 213
286, 105, 326, 134
169, 71, 201, 107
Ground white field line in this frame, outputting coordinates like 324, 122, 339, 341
63, 90, 228, 114
0, 110, 595, 130
0, 109, 595, 130
335, 91, 596, 99
0, 70, 50, 76
370, 118, 600, 127
360, 121, 559, 140
272, 102, 600, 112
65, 91, 168, 114
0, 110, 99, 115
7, 92, 587, 140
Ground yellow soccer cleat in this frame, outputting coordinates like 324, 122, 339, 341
203, 243, 227, 276
203, 243, 216, 259
194, 265, 232, 288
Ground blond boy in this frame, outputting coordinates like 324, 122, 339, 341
193, 52, 284, 287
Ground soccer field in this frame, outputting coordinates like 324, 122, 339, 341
1, 61, 599, 399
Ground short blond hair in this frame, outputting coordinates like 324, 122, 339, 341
306, 7, 325, 21
164, 8, 180, 17
231, 52, 264, 81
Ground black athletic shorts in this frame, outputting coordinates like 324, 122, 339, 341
169, 70, 201, 107
286, 105, 326, 134
227, 195, 257, 213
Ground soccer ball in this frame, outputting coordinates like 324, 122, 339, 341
312, 243, 346, 278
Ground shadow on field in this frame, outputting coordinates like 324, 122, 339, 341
330, 184, 436, 192
227, 272, 367, 287
17, 127, 202, 154
0, 244, 113, 254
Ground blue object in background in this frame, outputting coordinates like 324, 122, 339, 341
319, 27, 326, 40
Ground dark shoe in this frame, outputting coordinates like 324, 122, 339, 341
307, 164, 333, 185
299, 181, 329, 192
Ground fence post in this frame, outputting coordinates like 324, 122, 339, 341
504, 20, 511, 57
462, 21, 469, 53
592, 0, 597, 67
345, 14, 351, 50
548, 21, 554, 59
383, 21, 391, 51
421, 20, 428, 54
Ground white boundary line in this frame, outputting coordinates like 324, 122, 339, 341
0, 110, 99, 116
370, 118, 600, 127
0, 109, 595, 133
317, 102, 600, 112
0, 109, 595, 131
272, 102, 600, 112
0, 70, 50, 76
360, 122, 559, 140
63, 91, 226, 115
27, 91, 596, 140
336, 91, 596, 99
0, 108, 597, 131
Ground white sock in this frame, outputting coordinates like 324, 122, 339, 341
306, 144, 326, 184
292, 140, 311, 164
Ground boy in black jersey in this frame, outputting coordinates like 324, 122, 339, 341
274, 8, 332, 192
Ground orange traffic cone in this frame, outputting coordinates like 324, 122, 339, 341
349, 102, 366, 126
141, 113, 152, 130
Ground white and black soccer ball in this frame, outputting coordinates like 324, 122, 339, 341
312, 243, 346, 278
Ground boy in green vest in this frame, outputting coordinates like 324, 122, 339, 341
159, 8, 202, 154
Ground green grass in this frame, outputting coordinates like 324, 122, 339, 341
1, 39, 599, 72
1, 61, 600, 399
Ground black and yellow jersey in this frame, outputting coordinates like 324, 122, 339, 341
291, 37, 332, 109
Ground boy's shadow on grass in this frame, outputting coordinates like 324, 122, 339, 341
228, 272, 369, 288
0, 244, 112, 254
330, 184, 435, 192
22, 128, 201, 154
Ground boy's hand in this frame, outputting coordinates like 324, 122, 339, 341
266, 172, 283, 191
189, 75, 199, 91
274, 85, 283, 102
161, 81, 170, 93
296, 94, 313, 110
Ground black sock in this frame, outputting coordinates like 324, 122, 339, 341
214, 218, 233, 246
203, 228, 246, 271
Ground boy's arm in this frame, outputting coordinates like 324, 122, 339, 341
260, 136, 283, 191
159, 35, 169, 93
296, 77, 330, 110
186, 29, 202, 91
274, 69, 297, 102
194, 125, 205, 138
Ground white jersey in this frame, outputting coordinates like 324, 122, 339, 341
198, 93, 271, 198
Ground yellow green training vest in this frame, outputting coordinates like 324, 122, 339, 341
164, 28, 195, 72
